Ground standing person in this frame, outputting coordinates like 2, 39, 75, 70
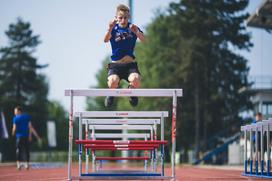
12, 106, 33, 170
104, 4, 145, 107
252, 112, 262, 124
252, 112, 265, 152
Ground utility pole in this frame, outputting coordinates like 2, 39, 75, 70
128, 0, 133, 23
122, 0, 134, 162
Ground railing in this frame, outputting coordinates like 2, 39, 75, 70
241, 118, 272, 178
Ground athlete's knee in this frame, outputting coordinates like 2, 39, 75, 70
107, 75, 119, 88
128, 73, 141, 88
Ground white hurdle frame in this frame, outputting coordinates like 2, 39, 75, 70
88, 124, 153, 172
83, 118, 161, 125
81, 115, 166, 174
65, 88, 183, 180
77, 111, 167, 175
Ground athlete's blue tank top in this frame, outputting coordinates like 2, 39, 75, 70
110, 23, 142, 61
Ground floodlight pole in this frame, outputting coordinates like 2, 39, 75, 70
128, 0, 133, 23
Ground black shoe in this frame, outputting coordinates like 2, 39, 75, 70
129, 97, 138, 107
105, 96, 114, 107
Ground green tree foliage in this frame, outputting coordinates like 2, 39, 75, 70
136, 0, 253, 158
0, 18, 49, 160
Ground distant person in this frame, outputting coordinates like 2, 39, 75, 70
252, 112, 266, 152
252, 112, 262, 124
104, 4, 145, 107
12, 106, 33, 170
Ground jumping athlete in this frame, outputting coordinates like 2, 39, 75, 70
104, 4, 145, 107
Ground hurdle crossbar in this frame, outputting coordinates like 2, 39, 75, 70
76, 140, 167, 144
88, 133, 150, 139
65, 88, 182, 97
85, 147, 155, 151
83, 119, 160, 125
84, 144, 160, 147
89, 125, 153, 130
241, 121, 272, 132
95, 156, 149, 161
75, 111, 168, 118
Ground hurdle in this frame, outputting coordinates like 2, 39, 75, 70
85, 123, 152, 173
75, 111, 168, 179
65, 88, 183, 180
76, 111, 168, 175
83, 118, 161, 172
241, 118, 272, 178
82, 117, 162, 173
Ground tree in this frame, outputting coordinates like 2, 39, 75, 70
0, 18, 49, 160
136, 0, 253, 160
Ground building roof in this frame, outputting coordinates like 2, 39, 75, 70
247, 0, 272, 30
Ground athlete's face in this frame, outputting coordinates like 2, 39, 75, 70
255, 114, 262, 122
14, 108, 20, 115
116, 11, 129, 28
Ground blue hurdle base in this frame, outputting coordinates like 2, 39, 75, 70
76, 170, 173, 180
81, 171, 161, 177
242, 173, 272, 179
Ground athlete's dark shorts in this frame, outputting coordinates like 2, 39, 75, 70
107, 62, 140, 82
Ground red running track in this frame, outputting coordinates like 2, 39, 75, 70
0, 163, 270, 181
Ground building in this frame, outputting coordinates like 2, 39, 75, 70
247, 0, 272, 119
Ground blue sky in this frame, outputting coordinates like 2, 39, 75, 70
0, 0, 271, 111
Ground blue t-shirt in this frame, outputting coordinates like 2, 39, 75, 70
251, 119, 262, 142
13, 114, 30, 138
110, 23, 142, 61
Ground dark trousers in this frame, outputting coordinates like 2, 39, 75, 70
16, 137, 30, 162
